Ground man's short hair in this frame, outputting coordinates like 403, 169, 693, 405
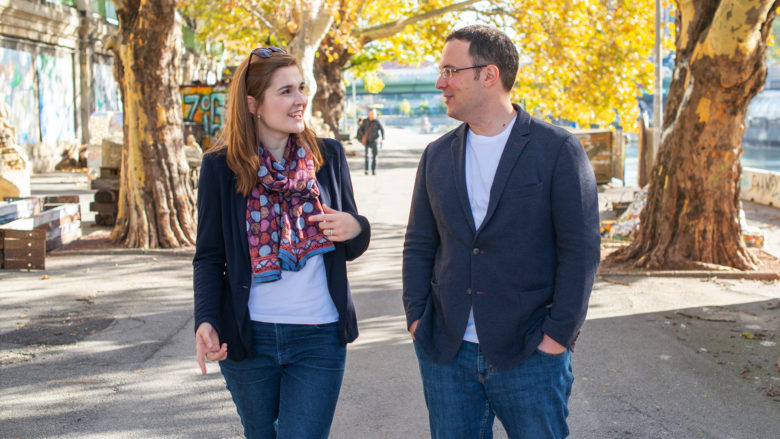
445, 25, 519, 92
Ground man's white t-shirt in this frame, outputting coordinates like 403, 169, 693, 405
462, 114, 517, 343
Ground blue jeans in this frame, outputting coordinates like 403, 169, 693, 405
219, 321, 346, 439
414, 341, 573, 439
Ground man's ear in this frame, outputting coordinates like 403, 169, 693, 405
481, 65, 501, 88
247, 96, 258, 115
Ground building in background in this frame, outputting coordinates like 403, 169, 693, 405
345, 63, 452, 134
0, 0, 217, 151
0, 0, 122, 148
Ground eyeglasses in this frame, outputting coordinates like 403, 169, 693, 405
245, 46, 287, 83
250, 46, 287, 59
438, 65, 487, 79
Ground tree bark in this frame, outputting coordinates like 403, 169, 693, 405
611, 0, 779, 270
313, 46, 350, 135
110, 0, 196, 248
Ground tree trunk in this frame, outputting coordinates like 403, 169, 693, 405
110, 0, 196, 248
612, 0, 779, 270
285, 0, 334, 120
313, 46, 350, 136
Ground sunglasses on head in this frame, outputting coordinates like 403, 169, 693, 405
250, 46, 286, 59
245, 46, 287, 83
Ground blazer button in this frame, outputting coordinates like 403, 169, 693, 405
472, 248, 479, 255
466, 288, 472, 295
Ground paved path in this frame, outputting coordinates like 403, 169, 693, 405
1, 128, 778, 438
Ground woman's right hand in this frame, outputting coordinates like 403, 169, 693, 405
195, 322, 228, 375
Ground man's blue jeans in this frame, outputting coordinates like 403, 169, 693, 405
219, 321, 346, 439
414, 340, 573, 439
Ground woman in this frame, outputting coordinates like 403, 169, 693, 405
193, 46, 370, 439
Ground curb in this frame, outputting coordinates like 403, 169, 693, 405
598, 270, 779, 280
49, 248, 196, 258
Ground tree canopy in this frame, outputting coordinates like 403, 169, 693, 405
183, 0, 665, 130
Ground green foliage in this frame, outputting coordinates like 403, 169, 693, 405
183, 0, 663, 129
769, 16, 780, 63
504, 0, 664, 129
400, 99, 412, 116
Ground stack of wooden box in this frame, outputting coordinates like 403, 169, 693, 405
90, 167, 119, 226
0, 196, 82, 270
89, 138, 121, 226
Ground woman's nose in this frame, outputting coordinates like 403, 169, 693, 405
295, 89, 307, 104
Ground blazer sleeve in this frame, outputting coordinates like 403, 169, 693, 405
192, 153, 226, 336
402, 148, 440, 329
332, 140, 370, 261
542, 134, 601, 347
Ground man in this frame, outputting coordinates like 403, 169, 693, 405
402, 25, 600, 438
357, 108, 385, 175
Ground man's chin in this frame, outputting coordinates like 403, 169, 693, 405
446, 109, 464, 122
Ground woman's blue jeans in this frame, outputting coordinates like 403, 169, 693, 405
219, 321, 346, 439
414, 340, 573, 439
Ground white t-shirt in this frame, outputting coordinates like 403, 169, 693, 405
248, 254, 339, 324
462, 114, 517, 343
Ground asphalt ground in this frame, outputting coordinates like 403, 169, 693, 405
1, 127, 778, 438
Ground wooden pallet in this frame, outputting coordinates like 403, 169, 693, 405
0, 197, 42, 225
0, 203, 82, 270
0, 229, 45, 270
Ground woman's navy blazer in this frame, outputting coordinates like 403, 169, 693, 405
193, 138, 370, 361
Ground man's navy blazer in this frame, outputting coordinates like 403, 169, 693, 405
193, 138, 370, 361
402, 105, 600, 370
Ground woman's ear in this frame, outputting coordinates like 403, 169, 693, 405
247, 96, 259, 115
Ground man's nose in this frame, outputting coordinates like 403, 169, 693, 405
435, 76, 446, 90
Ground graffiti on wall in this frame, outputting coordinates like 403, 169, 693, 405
741, 168, 780, 207
92, 62, 121, 113
37, 53, 76, 143
0, 47, 38, 145
181, 85, 227, 149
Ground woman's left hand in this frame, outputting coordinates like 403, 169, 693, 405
309, 205, 362, 242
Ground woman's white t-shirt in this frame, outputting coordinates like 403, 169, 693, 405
248, 254, 339, 324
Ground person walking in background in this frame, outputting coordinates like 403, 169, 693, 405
357, 108, 385, 175
402, 25, 600, 438
193, 45, 370, 439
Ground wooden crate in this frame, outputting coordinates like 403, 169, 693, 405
0, 203, 82, 270
570, 129, 625, 185
1, 229, 45, 270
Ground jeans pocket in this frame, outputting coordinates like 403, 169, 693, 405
535, 348, 568, 358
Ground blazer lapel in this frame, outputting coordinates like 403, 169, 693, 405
450, 123, 477, 233
478, 106, 532, 234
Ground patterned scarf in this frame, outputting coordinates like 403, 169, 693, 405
246, 136, 334, 283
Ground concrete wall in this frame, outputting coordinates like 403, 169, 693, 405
0, 0, 119, 147
741, 167, 780, 207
